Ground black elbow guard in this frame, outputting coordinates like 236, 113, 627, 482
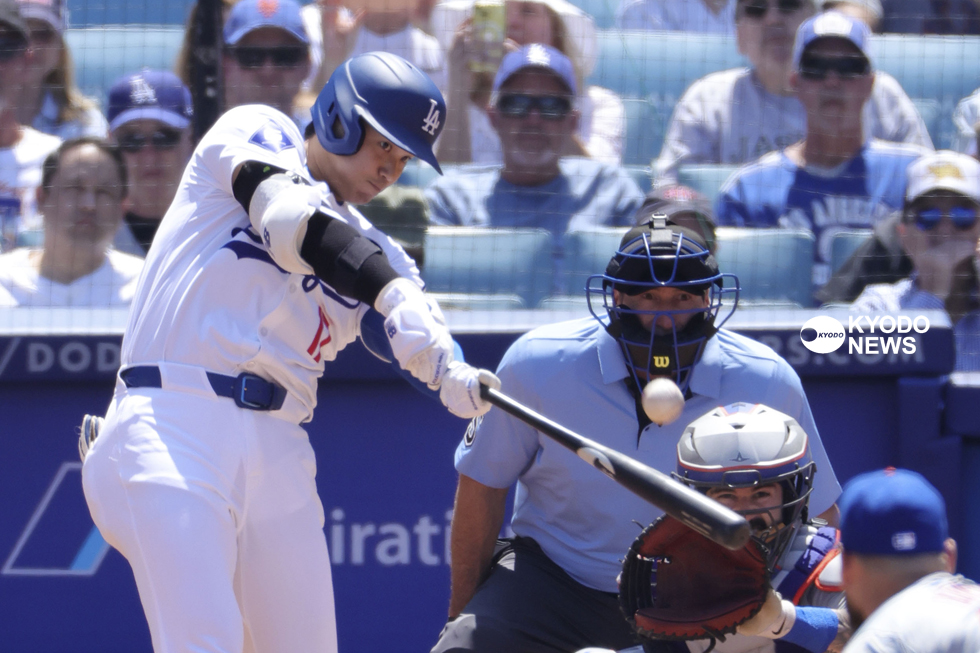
300, 211, 400, 304
233, 160, 288, 212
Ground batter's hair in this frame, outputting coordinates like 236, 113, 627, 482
41, 138, 129, 199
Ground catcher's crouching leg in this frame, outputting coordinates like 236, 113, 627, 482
78, 414, 105, 462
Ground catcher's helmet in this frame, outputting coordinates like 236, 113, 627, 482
311, 52, 446, 173
674, 402, 816, 569
587, 215, 739, 393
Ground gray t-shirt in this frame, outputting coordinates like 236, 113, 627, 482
654, 67, 933, 184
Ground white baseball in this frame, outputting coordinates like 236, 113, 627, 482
641, 378, 685, 426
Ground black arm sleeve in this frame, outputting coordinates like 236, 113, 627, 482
232, 160, 288, 212
300, 211, 401, 305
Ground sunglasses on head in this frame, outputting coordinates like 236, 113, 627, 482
496, 94, 572, 120
799, 54, 871, 80
740, 0, 806, 19
230, 46, 306, 69
912, 206, 980, 231
116, 128, 183, 153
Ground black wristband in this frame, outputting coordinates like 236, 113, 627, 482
301, 211, 400, 304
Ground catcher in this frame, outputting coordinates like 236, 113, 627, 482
602, 402, 852, 653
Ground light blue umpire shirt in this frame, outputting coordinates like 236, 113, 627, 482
455, 317, 842, 593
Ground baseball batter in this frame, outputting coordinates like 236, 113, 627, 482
81, 52, 497, 653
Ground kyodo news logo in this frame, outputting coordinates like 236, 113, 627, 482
799, 315, 930, 355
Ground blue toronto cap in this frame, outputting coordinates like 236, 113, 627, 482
491, 43, 578, 97
107, 69, 193, 132
839, 468, 947, 555
223, 0, 309, 46
792, 10, 872, 70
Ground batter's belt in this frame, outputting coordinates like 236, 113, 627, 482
121, 365, 287, 411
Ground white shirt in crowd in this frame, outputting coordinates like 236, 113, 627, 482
616, 0, 736, 34
0, 128, 61, 251
0, 248, 143, 307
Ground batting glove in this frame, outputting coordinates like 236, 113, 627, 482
439, 361, 500, 419
376, 278, 454, 389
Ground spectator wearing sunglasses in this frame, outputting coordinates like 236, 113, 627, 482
653, 0, 931, 187
424, 46, 642, 266
431, 0, 624, 166
715, 12, 926, 296
14, 0, 108, 141
106, 70, 194, 256
616, 0, 737, 34
0, 138, 142, 307
223, 0, 311, 120
0, 0, 60, 252
852, 151, 980, 371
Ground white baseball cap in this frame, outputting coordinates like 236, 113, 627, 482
906, 150, 980, 204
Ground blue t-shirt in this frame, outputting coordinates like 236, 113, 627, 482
714, 140, 925, 288
454, 317, 841, 592
424, 157, 644, 232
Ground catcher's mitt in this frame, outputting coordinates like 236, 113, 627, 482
619, 515, 770, 646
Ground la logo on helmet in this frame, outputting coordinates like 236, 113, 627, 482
422, 99, 441, 136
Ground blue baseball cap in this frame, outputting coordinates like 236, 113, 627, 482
491, 44, 578, 98
223, 0, 309, 46
792, 10, 872, 70
839, 468, 948, 556
107, 69, 193, 132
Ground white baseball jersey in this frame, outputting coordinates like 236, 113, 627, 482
0, 127, 61, 250
121, 104, 421, 423
843, 572, 980, 653
654, 68, 933, 184
0, 248, 143, 307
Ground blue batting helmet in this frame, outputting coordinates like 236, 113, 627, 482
674, 402, 816, 569
311, 52, 446, 173
587, 215, 739, 393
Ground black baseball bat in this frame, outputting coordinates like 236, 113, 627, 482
480, 385, 751, 550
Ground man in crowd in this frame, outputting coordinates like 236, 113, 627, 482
430, 217, 840, 652
653, 0, 930, 186
0, 138, 142, 306
839, 468, 980, 651
715, 11, 925, 292
852, 150, 980, 371
425, 46, 643, 251
223, 0, 311, 120
106, 69, 194, 255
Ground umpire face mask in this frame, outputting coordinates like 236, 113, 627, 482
587, 218, 738, 394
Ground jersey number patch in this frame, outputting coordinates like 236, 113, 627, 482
307, 306, 333, 363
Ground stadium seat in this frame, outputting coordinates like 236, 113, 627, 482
676, 165, 740, 204
427, 292, 527, 311
560, 227, 628, 297
421, 227, 554, 307
874, 35, 980, 107
830, 229, 873, 273
714, 228, 815, 306
67, 0, 194, 25
66, 27, 184, 104
622, 97, 666, 166
565, 0, 619, 29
